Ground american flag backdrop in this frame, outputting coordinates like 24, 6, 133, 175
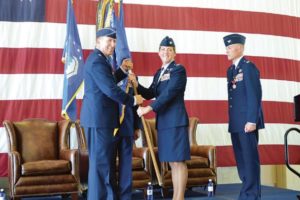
1, 0, 300, 177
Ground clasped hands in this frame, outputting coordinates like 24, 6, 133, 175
120, 58, 133, 72
121, 58, 138, 88
127, 70, 152, 117
120, 59, 144, 106
134, 95, 144, 105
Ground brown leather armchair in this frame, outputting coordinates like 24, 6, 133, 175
74, 121, 152, 194
142, 117, 217, 196
3, 119, 79, 200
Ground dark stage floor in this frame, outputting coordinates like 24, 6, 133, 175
20, 184, 300, 200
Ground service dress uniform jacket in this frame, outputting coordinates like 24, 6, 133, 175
138, 61, 190, 162
227, 57, 264, 133
80, 48, 134, 200
227, 56, 264, 200
81, 49, 134, 128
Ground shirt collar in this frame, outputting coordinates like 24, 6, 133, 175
161, 60, 173, 70
233, 56, 243, 68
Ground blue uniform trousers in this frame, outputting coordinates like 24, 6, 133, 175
84, 127, 115, 200
230, 130, 261, 200
111, 134, 134, 200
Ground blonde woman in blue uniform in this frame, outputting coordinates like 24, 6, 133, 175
224, 33, 264, 200
130, 36, 190, 200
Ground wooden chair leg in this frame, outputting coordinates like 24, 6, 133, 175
71, 193, 79, 200
61, 194, 69, 199
80, 189, 88, 200
160, 188, 169, 198
62, 193, 78, 200
214, 184, 217, 194
143, 188, 147, 199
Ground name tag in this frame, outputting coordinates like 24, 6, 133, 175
160, 73, 170, 82
117, 80, 124, 87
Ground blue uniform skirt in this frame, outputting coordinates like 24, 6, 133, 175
157, 126, 191, 162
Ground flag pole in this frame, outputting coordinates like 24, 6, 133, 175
111, 0, 162, 185
131, 79, 163, 186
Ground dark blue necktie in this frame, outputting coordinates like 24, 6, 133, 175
232, 65, 238, 77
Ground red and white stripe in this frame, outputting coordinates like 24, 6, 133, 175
1, 0, 300, 176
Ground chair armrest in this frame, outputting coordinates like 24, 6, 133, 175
60, 149, 79, 180
74, 120, 88, 151
79, 149, 89, 160
160, 161, 169, 177
188, 117, 199, 145
8, 151, 21, 185
190, 145, 216, 169
133, 147, 151, 174
3, 120, 17, 152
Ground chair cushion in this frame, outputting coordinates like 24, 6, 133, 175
22, 160, 71, 176
132, 156, 144, 170
186, 156, 209, 169
15, 174, 78, 195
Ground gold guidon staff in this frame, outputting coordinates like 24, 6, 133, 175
129, 70, 163, 186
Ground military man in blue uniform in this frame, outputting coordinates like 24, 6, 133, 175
110, 79, 141, 200
131, 36, 190, 200
224, 33, 264, 200
80, 28, 143, 200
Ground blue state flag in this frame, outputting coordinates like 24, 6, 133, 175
61, 0, 84, 121
0, 0, 45, 22
114, 1, 131, 69
113, 1, 133, 126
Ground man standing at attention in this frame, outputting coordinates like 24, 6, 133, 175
223, 33, 264, 200
80, 27, 143, 200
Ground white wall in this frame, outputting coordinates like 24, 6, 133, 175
217, 165, 300, 191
